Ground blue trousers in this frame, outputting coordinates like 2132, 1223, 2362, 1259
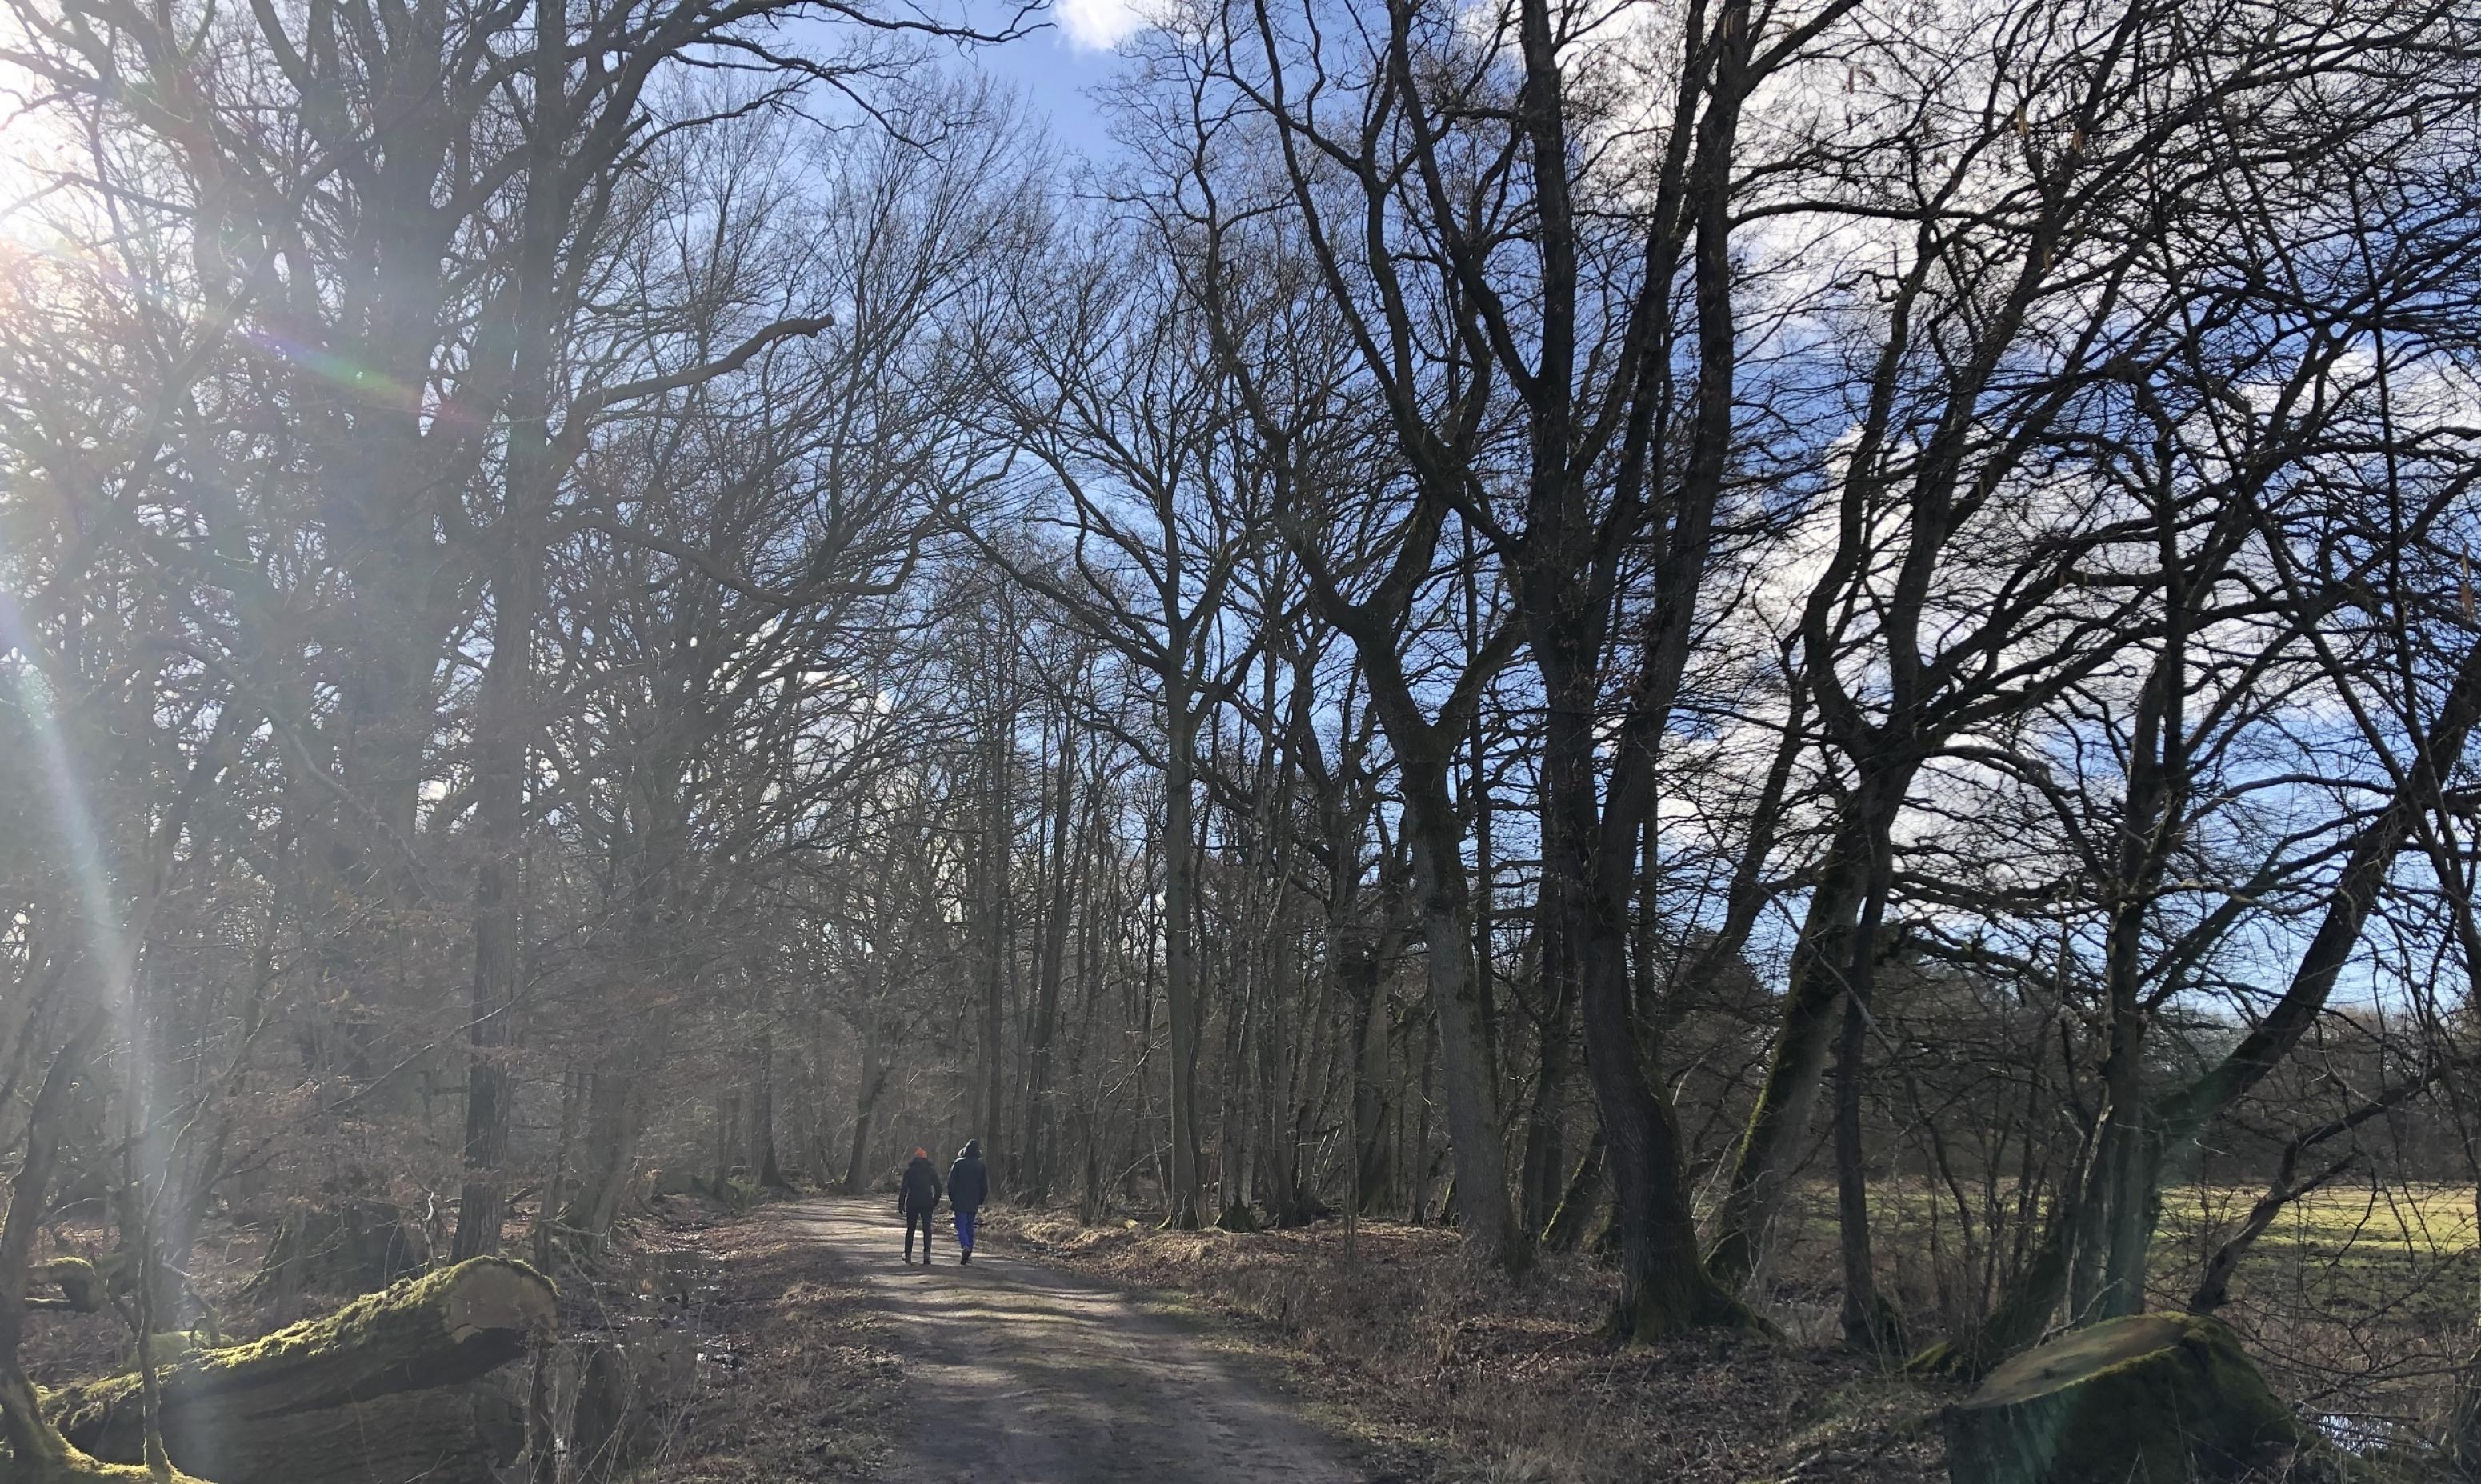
954, 1207, 978, 1250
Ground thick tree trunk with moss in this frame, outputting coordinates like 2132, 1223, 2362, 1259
1539, 1126, 1605, 1252
1707, 830, 1867, 1288
1943, 1313, 2307, 1484
51, 1258, 554, 1478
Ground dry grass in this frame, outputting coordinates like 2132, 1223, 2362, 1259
982, 1210, 1951, 1484
614, 1199, 905, 1482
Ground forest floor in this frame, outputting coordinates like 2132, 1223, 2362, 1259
978, 1207, 1951, 1484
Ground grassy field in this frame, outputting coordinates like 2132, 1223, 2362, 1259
2157, 1183, 2478, 1281
1762, 1180, 2478, 1310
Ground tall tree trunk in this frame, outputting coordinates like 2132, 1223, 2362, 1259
1026, 730, 1079, 1202
1161, 702, 1207, 1229
842, 1017, 891, 1195
978, 710, 1012, 1165
1541, 1126, 1607, 1252
1399, 769, 1524, 1265
1283, 925, 1337, 1226
750, 1026, 786, 1189
1347, 936, 1395, 1210
1519, 951, 1575, 1242
1709, 790, 1899, 1286
558, 1062, 649, 1242
1835, 992, 1900, 1351
1527, 542, 1746, 1331
1552, 790, 1743, 1334
1215, 896, 1259, 1229
713, 1091, 739, 1188
450, 0, 562, 1262
556, 805, 682, 1247
1409, 1010, 1439, 1224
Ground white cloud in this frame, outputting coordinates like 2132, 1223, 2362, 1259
1056, 0, 1146, 50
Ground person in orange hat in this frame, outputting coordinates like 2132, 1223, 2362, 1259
898, 1146, 943, 1265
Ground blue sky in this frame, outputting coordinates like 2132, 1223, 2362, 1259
962, 14, 1130, 162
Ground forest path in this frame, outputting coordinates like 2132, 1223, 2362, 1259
782, 1197, 1366, 1484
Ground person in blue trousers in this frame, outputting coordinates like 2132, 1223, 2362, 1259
946, 1138, 988, 1265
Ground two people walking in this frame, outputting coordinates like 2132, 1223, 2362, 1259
898, 1138, 988, 1266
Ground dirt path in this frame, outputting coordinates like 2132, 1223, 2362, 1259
783, 1198, 1365, 1484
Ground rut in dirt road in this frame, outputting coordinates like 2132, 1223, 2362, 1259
788, 1198, 1367, 1484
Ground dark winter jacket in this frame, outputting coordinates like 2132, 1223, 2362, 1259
946, 1142, 989, 1212
898, 1156, 942, 1216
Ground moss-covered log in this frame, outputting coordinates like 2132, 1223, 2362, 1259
49, 1257, 553, 1475
1943, 1312, 2307, 1484
120, 1378, 519, 1484
27, 1255, 110, 1313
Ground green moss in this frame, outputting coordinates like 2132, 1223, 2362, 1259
142, 1332, 207, 1368
33, 1257, 105, 1311
47, 1450, 212, 1483
0, 1428, 213, 1484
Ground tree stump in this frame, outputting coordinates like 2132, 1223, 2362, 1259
1944, 1312, 2307, 1484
